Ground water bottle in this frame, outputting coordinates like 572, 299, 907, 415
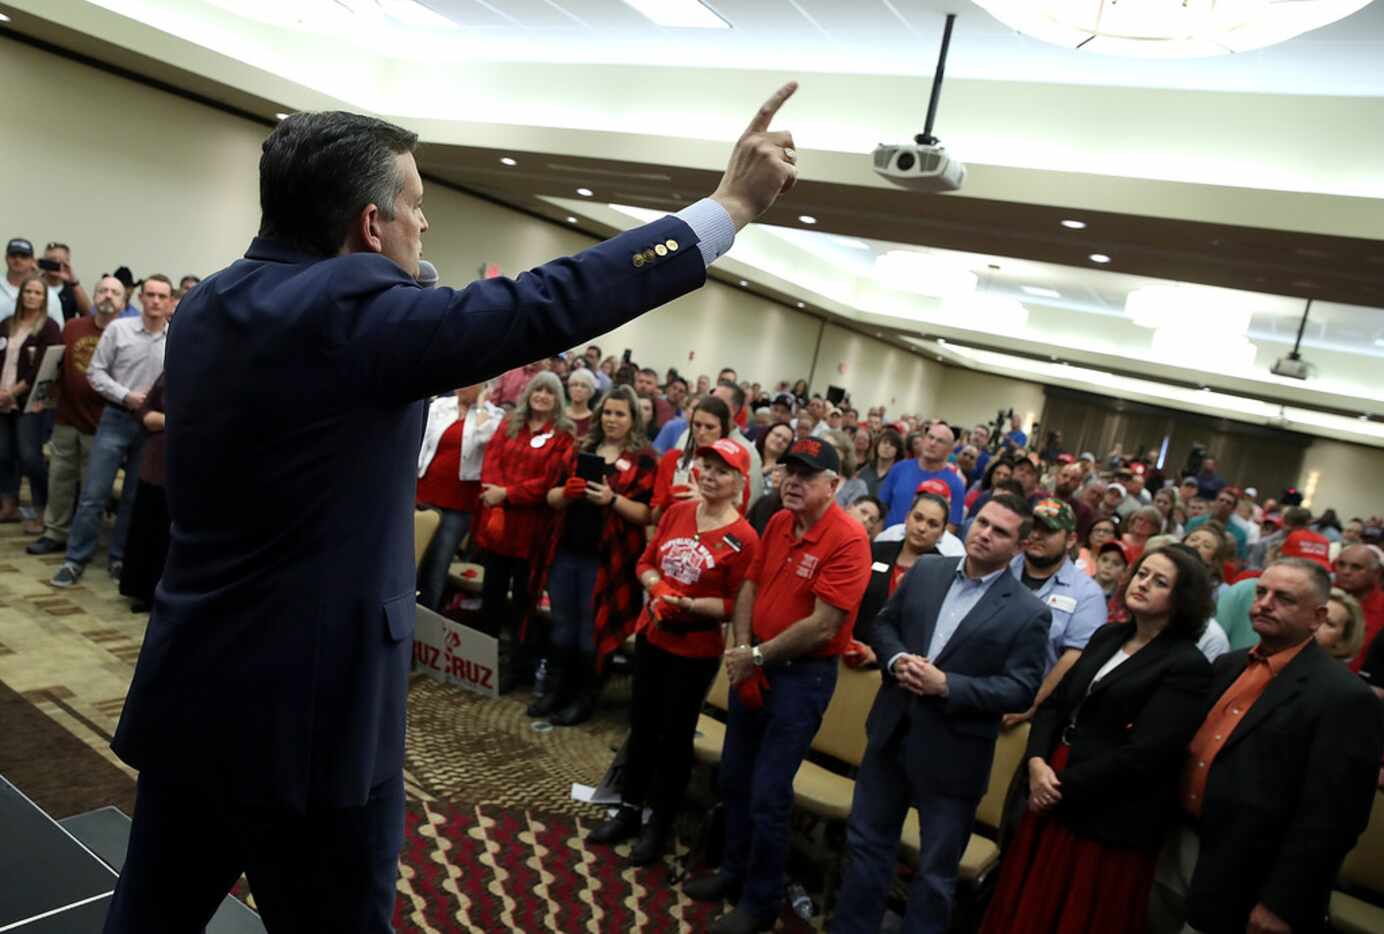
787, 882, 814, 920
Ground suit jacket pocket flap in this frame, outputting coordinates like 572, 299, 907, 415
384, 593, 416, 643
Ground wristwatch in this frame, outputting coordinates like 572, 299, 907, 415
751, 645, 764, 667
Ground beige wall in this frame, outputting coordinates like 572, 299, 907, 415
1298, 439, 1384, 521
2, 37, 949, 414
934, 368, 1049, 438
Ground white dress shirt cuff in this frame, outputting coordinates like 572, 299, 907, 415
887, 652, 907, 675
675, 198, 736, 268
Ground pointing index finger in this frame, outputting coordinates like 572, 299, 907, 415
745, 81, 799, 136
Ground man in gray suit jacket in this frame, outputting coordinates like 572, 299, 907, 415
832, 494, 1052, 934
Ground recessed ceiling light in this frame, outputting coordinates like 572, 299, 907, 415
1089, 253, 1111, 264
576, 188, 593, 197
798, 215, 817, 225
1021, 286, 1062, 299
0, 13, 12, 22
1200, 386, 1211, 392
796, 301, 805, 308
1359, 414, 1370, 421
621, 0, 730, 29
566, 216, 578, 224
937, 338, 948, 345
1061, 219, 1087, 230
738, 280, 749, 287
274, 112, 290, 120
500, 157, 517, 167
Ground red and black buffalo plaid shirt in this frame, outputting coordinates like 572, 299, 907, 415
533, 444, 659, 667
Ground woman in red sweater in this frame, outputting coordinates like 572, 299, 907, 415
586, 437, 759, 865
530, 385, 658, 725
474, 371, 573, 691
651, 396, 737, 521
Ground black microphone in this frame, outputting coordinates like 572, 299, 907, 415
416, 259, 439, 289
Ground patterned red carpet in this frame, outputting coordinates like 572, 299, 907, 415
393, 799, 768, 933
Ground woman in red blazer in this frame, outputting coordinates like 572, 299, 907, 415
474, 371, 573, 692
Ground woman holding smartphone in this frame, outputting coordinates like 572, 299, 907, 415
651, 396, 735, 521
532, 385, 657, 725
586, 438, 759, 864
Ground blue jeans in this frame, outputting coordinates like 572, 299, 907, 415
547, 548, 598, 653
415, 508, 472, 611
719, 656, 837, 915
0, 411, 50, 508
831, 728, 980, 934
66, 407, 145, 566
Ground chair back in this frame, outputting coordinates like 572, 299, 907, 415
413, 509, 440, 569
705, 661, 731, 712
975, 722, 1029, 832
1340, 791, 1384, 893
808, 662, 880, 767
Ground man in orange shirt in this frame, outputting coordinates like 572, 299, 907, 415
682, 437, 871, 934
1151, 558, 1383, 934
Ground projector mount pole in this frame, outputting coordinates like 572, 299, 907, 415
1288, 298, 1312, 363
917, 13, 957, 146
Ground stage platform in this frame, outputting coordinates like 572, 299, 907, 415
0, 776, 263, 932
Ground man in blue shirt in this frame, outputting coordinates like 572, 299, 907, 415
1001, 498, 1108, 728
1002, 413, 1027, 451
878, 421, 966, 530
1185, 486, 1248, 560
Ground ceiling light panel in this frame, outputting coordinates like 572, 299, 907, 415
621, 0, 730, 29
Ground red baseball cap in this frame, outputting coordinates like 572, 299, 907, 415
1279, 530, 1332, 570
696, 438, 751, 480
1098, 540, 1132, 565
915, 478, 952, 502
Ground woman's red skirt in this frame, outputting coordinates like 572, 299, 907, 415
979, 744, 1157, 934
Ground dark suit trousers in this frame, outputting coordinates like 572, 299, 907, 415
832, 721, 980, 934
102, 770, 404, 934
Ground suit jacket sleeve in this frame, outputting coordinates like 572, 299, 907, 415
1258, 679, 1384, 924
944, 604, 1050, 715
1056, 647, 1212, 804
354, 216, 706, 404
867, 561, 914, 676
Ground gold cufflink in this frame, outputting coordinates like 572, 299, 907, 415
666, 239, 679, 252
654, 244, 668, 257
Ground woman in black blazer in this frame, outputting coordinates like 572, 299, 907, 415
981, 544, 1214, 934
849, 488, 948, 665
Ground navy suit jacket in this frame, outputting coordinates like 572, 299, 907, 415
111, 217, 705, 811
865, 555, 1050, 798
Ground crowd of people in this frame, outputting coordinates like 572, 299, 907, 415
11, 210, 1384, 931
2, 235, 199, 608
411, 338, 1384, 934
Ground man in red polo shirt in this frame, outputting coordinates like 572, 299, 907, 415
684, 437, 871, 933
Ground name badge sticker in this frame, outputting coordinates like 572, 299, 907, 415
871, 561, 890, 573
615, 458, 631, 473
530, 432, 552, 449
1046, 594, 1078, 614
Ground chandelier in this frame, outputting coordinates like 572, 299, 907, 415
970, 0, 1375, 58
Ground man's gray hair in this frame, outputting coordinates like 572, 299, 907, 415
1268, 557, 1332, 604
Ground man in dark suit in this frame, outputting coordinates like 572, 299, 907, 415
103, 89, 801, 933
1152, 557, 1384, 934
831, 494, 1051, 934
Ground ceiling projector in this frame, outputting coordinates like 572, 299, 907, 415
873, 143, 966, 193
1270, 354, 1310, 380
874, 12, 966, 194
